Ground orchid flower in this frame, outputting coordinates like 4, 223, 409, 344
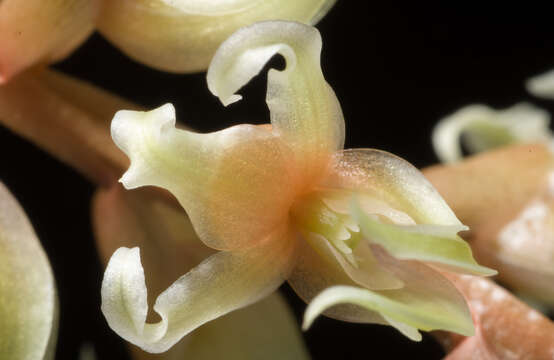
1, 66, 310, 358
432, 103, 552, 163
0, 0, 336, 81
100, 21, 494, 354
0, 182, 58, 359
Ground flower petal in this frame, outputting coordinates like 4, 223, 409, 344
93, 185, 309, 359
423, 143, 554, 230
112, 103, 300, 250
432, 103, 551, 163
305, 233, 404, 290
471, 193, 554, 307
97, 0, 336, 73
0, 0, 98, 82
324, 149, 464, 226
0, 69, 135, 186
351, 200, 496, 276
208, 21, 345, 175
0, 182, 58, 359
303, 247, 474, 339
101, 225, 296, 353
443, 274, 554, 360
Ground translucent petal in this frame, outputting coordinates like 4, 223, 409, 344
351, 200, 496, 276
303, 248, 474, 339
288, 234, 392, 325
432, 103, 551, 163
93, 186, 309, 359
0, 0, 98, 82
112, 103, 300, 250
323, 149, 464, 226
0, 182, 58, 359
305, 233, 404, 290
526, 68, 554, 99
423, 143, 554, 230
0, 69, 134, 185
101, 225, 296, 353
97, 0, 336, 73
208, 20, 345, 177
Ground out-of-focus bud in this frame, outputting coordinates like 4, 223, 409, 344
0, 0, 99, 82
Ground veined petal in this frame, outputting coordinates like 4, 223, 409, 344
112, 104, 300, 250
303, 247, 474, 339
0, 0, 98, 82
97, 0, 336, 73
208, 21, 345, 176
0, 182, 58, 359
526, 68, 554, 99
288, 234, 393, 325
352, 200, 496, 276
324, 149, 464, 227
101, 225, 296, 353
305, 233, 404, 290
432, 103, 551, 163
93, 186, 309, 359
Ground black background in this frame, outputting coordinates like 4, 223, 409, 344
2, 2, 554, 359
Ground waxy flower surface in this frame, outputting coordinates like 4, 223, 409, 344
101, 21, 494, 353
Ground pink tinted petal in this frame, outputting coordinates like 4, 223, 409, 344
0, 0, 99, 82
443, 274, 554, 360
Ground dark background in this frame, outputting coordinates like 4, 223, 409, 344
2, 2, 554, 359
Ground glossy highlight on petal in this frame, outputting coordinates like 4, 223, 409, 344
325, 149, 464, 226
97, 1, 336, 73
101, 225, 296, 353
112, 104, 299, 250
0, 182, 58, 359
432, 103, 551, 163
0, 0, 98, 82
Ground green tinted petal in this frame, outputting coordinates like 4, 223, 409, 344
303, 247, 476, 339
0, 182, 58, 359
352, 200, 496, 276
303, 283, 473, 340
